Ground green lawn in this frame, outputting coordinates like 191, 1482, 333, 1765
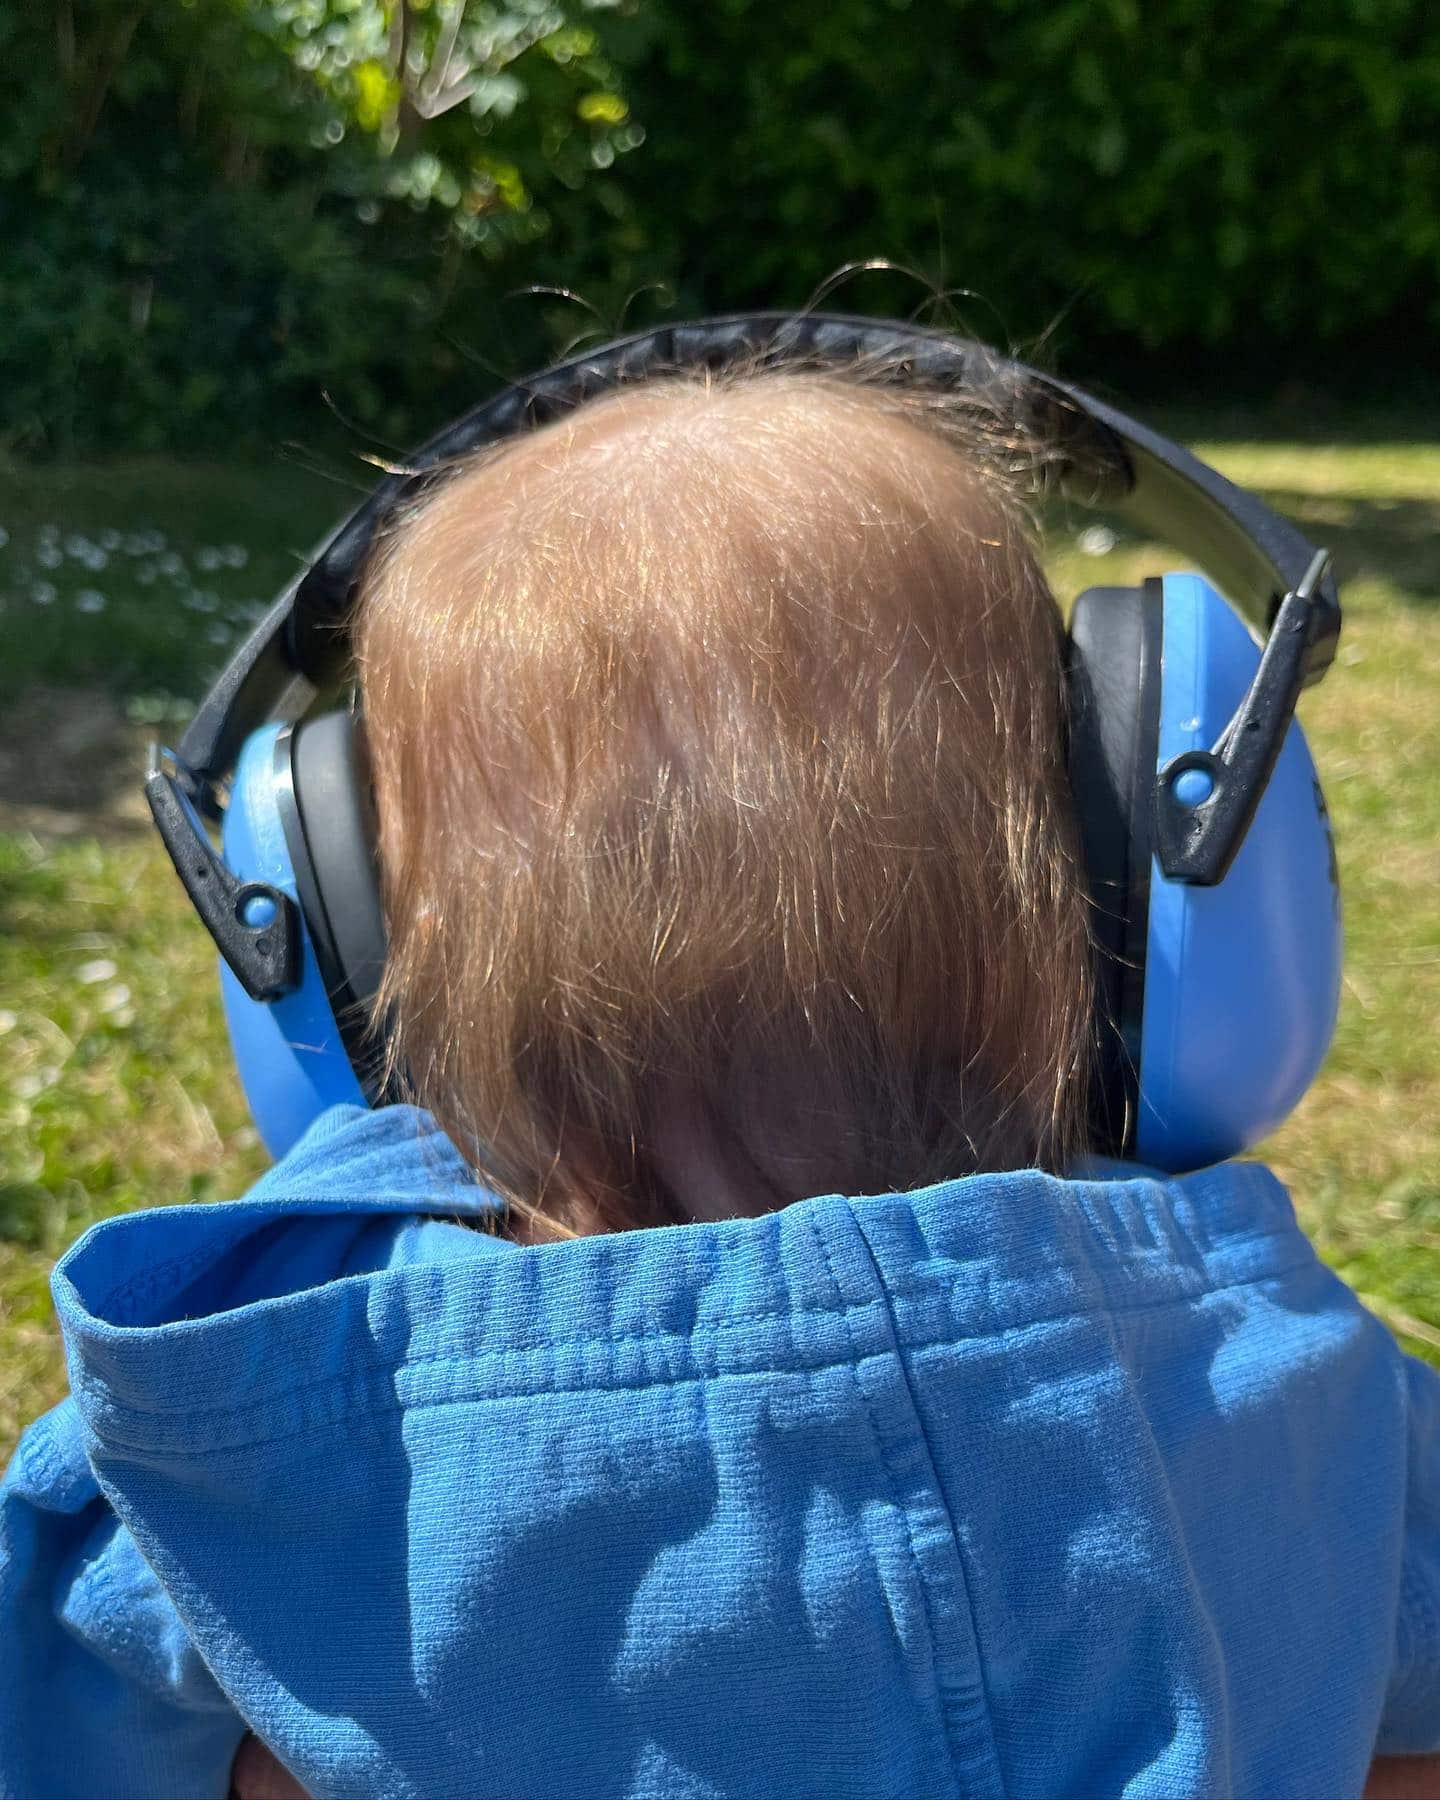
1, 430, 1437, 1459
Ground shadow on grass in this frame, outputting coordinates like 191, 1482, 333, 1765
0, 687, 151, 836
1261, 492, 1440, 608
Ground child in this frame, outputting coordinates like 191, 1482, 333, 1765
2, 365, 1437, 1800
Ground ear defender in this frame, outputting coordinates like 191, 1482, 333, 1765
145, 315, 1347, 1174
1067, 572, 1342, 1171
212, 569, 1342, 1172
217, 712, 387, 1158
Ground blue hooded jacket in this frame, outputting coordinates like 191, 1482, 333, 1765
2, 1103, 1438, 1799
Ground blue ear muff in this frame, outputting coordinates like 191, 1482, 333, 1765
1137, 573, 1341, 1169
146, 318, 1346, 1178
1068, 574, 1342, 1171
221, 579, 1339, 1172
219, 721, 375, 1157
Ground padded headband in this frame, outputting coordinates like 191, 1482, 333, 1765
176, 312, 1341, 796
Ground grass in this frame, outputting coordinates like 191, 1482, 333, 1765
1, 427, 1437, 1460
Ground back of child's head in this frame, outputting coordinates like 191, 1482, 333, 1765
356, 367, 1093, 1237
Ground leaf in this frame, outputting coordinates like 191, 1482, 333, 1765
577, 90, 627, 125
353, 58, 402, 133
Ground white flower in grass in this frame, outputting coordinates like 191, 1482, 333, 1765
99, 529, 122, 552
64, 534, 94, 560
36, 543, 62, 570
222, 544, 249, 569
78, 958, 118, 985
31, 582, 56, 606
76, 589, 107, 614
158, 552, 184, 578
0, 1010, 16, 1035
206, 622, 231, 646
37, 523, 59, 546
98, 984, 132, 1014
0, 526, 9, 549
196, 547, 223, 572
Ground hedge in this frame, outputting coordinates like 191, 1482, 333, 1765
6, 0, 1439, 452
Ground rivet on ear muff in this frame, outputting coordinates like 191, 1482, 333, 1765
239, 891, 279, 929
1170, 767, 1215, 807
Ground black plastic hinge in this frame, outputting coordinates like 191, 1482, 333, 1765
1153, 549, 1333, 886
144, 746, 301, 1001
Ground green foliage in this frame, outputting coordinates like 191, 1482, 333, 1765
2, 0, 1439, 453
0, 0, 639, 453
601, 0, 1440, 353
3, 153, 421, 452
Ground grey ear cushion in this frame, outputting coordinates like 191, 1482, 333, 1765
286, 709, 388, 1079
1064, 583, 1164, 1154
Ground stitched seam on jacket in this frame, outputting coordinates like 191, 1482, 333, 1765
807, 1209, 988, 1800
834, 1206, 1011, 1800
67, 1256, 1319, 1437
88, 1213, 1306, 1321
81, 1351, 896, 1460
97, 1238, 271, 1319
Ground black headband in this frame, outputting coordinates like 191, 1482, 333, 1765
177, 311, 1341, 792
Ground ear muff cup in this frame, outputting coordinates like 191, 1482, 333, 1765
1065, 582, 1164, 1156
1136, 574, 1342, 1170
1067, 574, 1343, 1172
219, 722, 370, 1157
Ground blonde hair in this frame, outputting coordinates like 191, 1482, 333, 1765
356, 367, 1093, 1238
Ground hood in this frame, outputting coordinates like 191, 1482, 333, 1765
42, 1106, 1408, 1800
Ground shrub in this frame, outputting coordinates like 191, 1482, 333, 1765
6, 0, 1438, 453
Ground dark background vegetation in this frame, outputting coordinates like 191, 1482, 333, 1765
7, 0, 1440, 458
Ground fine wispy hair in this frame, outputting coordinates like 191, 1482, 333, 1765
356, 360, 1094, 1238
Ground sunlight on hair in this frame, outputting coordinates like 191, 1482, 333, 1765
357, 364, 1094, 1239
